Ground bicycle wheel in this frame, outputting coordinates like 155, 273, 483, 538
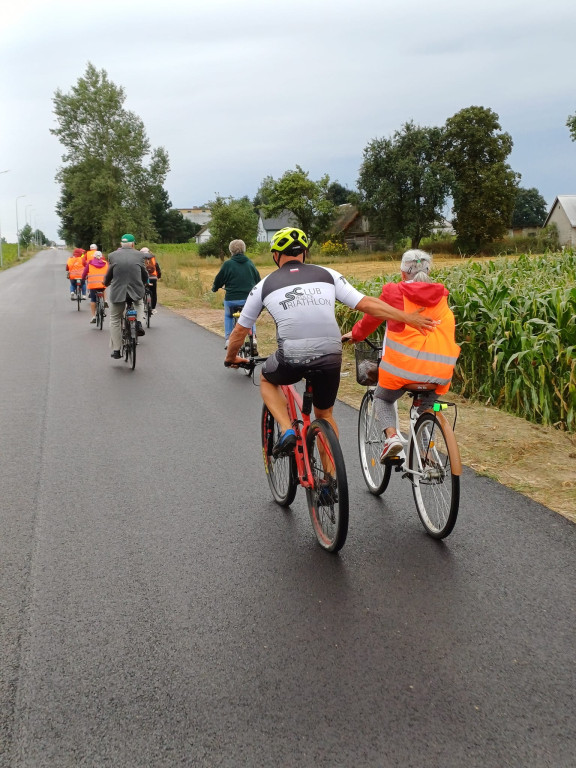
76, 288, 81, 311
305, 419, 349, 552
261, 405, 298, 506
358, 390, 391, 495
409, 412, 460, 539
145, 295, 152, 328
96, 299, 104, 329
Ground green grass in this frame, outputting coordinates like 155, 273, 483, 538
0, 243, 19, 268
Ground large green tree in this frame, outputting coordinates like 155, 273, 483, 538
207, 196, 258, 259
258, 165, 337, 245
149, 186, 200, 243
443, 106, 520, 252
358, 120, 450, 248
511, 187, 548, 228
51, 63, 170, 250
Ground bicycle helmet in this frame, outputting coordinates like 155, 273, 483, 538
270, 227, 309, 257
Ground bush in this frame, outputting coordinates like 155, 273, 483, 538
198, 239, 221, 258
320, 239, 350, 257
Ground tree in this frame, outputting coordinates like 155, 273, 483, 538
326, 181, 354, 206
51, 63, 170, 250
358, 121, 451, 249
443, 106, 520, 252
258, 165, 337, 245
511, 187, 548, 228
18, 224, 33, 248
149, 186, 200, 243
206, 196, 258, 260
567, 111, 576, 142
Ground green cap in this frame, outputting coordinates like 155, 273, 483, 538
121, 233, 135, 243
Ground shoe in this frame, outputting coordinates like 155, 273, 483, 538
224, 340, 229, 349
272, 428, 296, 457
151, 309, 157, 315
317, 476, 338, 507
104, 301, 109, 308
136, 321, 145, 337
81, 296, 87, 300
70, 294, 75, 301
90, 317, 96, 324
110, 350, 121, 359
380, 434, 403, 462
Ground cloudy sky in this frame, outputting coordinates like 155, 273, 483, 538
1, 0, 575, 242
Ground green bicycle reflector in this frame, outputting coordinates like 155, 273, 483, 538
433, 403, 448, 412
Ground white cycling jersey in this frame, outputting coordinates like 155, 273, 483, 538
238, 260, 364, 365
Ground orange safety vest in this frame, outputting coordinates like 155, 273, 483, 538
85, 249, 97, 261
68, 256, 85, 280
378, 295, 460, 395
86, 262, 108, 290
145, 256, 158, 278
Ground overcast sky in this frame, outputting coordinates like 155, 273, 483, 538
1, 0, 575, 243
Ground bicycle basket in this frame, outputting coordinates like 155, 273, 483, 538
354, 342, 381, 386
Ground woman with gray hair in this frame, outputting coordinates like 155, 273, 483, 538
343, 248, 460, 461
212, 240, 261, 349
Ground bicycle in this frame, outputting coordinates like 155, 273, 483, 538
74, 279, 83, 311
355, 339, 462, 539
230, 304, 258, 377
260, 369, 349, 552
95, 291, 106, 330
120, 297, 138, 370
144, 282, 153, 328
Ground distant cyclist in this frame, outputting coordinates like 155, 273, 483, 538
140, 247, 162, 314
66, 248, 87, 300
105, 234, 149, 359
225, 228, 435, 455
82, 250, 108, 324
212, 239, 260, 350
85, 243, 99, 262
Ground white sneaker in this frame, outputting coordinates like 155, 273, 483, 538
151, 309, 157, 315
380, 434, 403, 462
90, 317, 96, 324
224, 340, 229, 349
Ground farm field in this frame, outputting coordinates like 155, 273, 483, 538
156, 251, 576, 523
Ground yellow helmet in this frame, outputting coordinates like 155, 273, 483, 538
270, 227, 309, 256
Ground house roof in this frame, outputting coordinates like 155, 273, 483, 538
195, 224, 210, 236
544, 195, 576, 228
259, 209, 297, 230
328, 204, 360, 234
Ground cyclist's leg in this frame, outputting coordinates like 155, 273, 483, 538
373, 387, 405, 460
309, 367, 341, 474
149, 279, 158, 309
260, 354, 301, 434
133, 297, 145, 324
81, 279, 87, 298
109, 301, 125, 352
89, 289, 97, 318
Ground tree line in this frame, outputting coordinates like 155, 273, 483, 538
52, 65, 570, 255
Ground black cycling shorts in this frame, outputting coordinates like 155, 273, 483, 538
261, 352, 341, 411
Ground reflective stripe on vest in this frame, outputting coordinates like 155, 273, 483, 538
87, 264, 107, 289
384, 336, 459, 367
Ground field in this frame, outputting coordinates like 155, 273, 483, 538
154, 246, 576, 522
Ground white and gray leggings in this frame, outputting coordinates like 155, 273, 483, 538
373, 385, 437, 432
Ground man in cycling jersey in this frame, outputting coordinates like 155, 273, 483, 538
224, 227, 435, 455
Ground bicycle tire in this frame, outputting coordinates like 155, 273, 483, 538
409, 412, 460, 539
145, 295, 152, 328
261, 405, 298, 506
305, 419, 349, 552
358, 390, 392, 495
76, 288, 81, 311
130, 336, 137, 370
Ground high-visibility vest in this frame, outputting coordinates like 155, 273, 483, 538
68, 257, 85, 280
145, 256, 158, 277
85, 249, 97, 261
378, 294, 460, 395
86, 263, 108, 290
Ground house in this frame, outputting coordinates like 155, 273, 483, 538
194, 224, 211, 244
543, 196, 576, 246
178, 207, 212, 227
257, 210, 297, 242
327, 204, 382, 250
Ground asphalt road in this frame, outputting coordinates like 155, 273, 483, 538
1, 250, 575, 768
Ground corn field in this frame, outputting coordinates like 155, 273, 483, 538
337, 252, 576, 432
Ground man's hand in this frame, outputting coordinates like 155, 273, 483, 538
404, 308, 437, 333
341, 331, 353, 342
224, 356, 249, 369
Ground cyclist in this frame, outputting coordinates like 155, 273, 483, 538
82, 250, 108, 324
212, 239, 260, 350
85, 243, 99, 261
342, 249, 460, 461
66, 248, 87, 300
140, 247, 162, 314
225, 228, 436, 456
104, 234, 149, 359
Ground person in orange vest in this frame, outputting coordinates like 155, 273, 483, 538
82, 250, 109, 324
343, 249, 460, 462
66, 247, 87, 300
140, 247, 162, 314
85, 243, 99, 262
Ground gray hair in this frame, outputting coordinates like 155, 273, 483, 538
400, 249, 432, 276
229, 239, 246, 255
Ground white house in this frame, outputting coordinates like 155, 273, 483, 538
257, 210, 297, 242
178, 207, 212, 227
543, 196, 576, 246
194, 224, 211, 244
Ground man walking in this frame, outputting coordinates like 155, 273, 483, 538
104, 234, 149, 359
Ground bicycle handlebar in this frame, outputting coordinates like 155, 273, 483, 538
224, 356, 268, 369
